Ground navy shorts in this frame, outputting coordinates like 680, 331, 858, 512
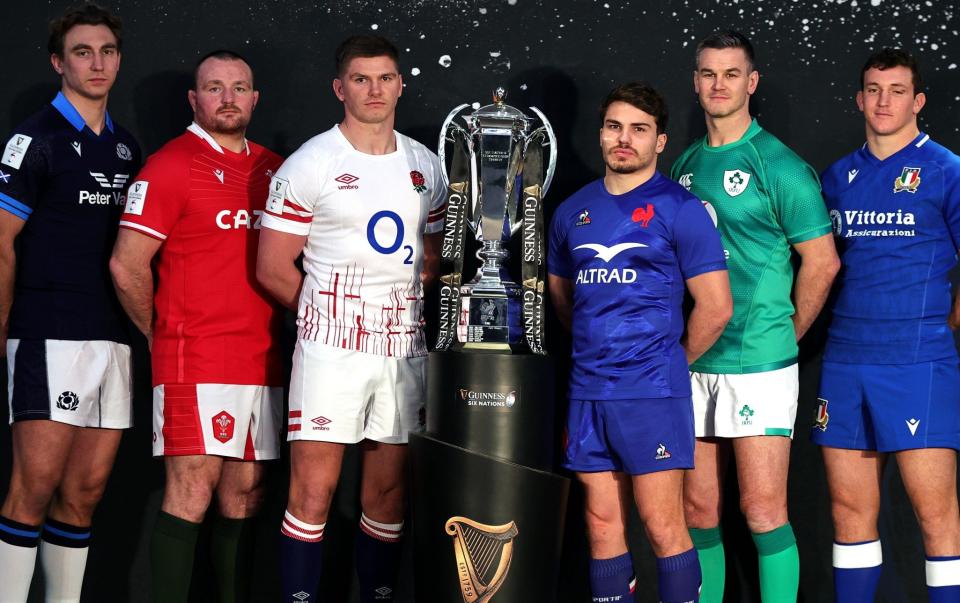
564, 397, 695, 475
811, 359, 960, 452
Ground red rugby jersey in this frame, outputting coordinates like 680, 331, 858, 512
120, 123, 284, 386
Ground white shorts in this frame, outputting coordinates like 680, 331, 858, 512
287, 340, 426, 444
691, 364, 799, 438
6, 339, 132, 428
153, 383, 282, 460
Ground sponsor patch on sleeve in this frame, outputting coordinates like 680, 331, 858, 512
266, 176, 289, 215
124, 180, 148, 216
1, 134, 33, 170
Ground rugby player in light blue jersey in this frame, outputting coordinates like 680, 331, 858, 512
812, 48, 960, 603
548, 81, 731, 603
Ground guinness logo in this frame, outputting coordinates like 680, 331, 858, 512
445, 516, 518, 603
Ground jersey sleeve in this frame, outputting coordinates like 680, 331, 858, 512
261, 146, 318, 236
0, 130, 48, 221
118, 149, 188, 240
674, 197, 727, 280
942, 158, 960, 252
547, 206, 574, 279
424, 154, 447, 235
771, 158, 833, 245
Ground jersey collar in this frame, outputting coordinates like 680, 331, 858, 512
51, 92, 115, 134
187, 122, 250, 155
859, 131, 929, 165
700, 118, 762, 152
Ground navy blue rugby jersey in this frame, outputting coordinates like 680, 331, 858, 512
0, 93, 141, 343
822, 133, 960, 364
548, 171, 727, 400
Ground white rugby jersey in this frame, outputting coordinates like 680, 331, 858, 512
261, 125, 446, 357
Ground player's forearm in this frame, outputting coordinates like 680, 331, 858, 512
256, 262, 303, 312
949, 294, 960, 331
792, 257, 840, 341
0, 243, 15, 349
683, 301, 731, 365
109, 256, 154, 339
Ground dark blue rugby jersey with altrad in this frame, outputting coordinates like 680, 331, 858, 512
0, 92, 141, 343
548, 171, 727, 400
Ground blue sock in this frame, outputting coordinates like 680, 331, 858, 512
927, 555, 960, 602
355, 513, 403, 602
279, 510, 325, 601
656, 548, 701, 603
589, 552, 635, 602
833, 540, 882, 603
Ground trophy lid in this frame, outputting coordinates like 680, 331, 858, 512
468, 87, 531, 128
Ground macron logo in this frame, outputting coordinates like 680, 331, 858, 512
906, 418, 920, 436
848, 169, 859, 183
573, 242, 646, 262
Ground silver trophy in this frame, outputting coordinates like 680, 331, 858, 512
435, 88, 557, 352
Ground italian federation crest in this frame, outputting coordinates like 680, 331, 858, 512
723, 170, 751, 197
893, 166, 921, 194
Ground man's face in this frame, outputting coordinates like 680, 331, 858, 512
694, 47, 758, 119
599, 101, 667, 175
857, 65, 925, 137
189, 58, 258, 137
333, 55, 402, 125
51, 24, 121, 101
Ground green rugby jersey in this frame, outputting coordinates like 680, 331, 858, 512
671, 120, 831, 374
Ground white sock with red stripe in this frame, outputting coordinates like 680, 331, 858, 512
356, 513, 403, 602
279, 510, 325, 601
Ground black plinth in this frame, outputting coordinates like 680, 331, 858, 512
410, 351, 570, 603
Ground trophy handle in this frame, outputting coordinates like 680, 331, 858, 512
527, 106, 558, 197
438, 103, 471, 189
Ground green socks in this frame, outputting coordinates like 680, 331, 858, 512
752, 522, 800, 603
211, 515, 255, 603
690, 526, 726, 603
151, 511, 201, 603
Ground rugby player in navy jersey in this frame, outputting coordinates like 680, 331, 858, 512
0, 4, 140, 601
812, 48, 960, 603
548, 82, 732, 603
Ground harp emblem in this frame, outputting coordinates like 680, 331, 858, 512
445, 516, 519, 603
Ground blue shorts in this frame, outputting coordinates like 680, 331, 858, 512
811, 359, 960, 452
564, 397, 695, 475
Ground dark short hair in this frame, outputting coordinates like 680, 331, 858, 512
696, 30, 756, 70
193, 49, 253, 89
600, 82, 669, 134
860, 48, 923, 93
335, 35, 400, 76
48, 3, 122, 57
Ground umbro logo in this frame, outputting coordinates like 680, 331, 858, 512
374, 586, 392, 598
848, 169, 859, 183
311, 416, 332, 431
292, 592, 310, 601
335, 173, 359, 190
214, 169, 224, 184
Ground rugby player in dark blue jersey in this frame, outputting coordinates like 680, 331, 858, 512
548, 82, 732, 603
0, 5, 140, 601
812, 49, 960, 603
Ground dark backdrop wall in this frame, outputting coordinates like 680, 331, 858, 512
1, 1, 959, 601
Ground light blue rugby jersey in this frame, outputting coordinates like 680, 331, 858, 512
822, 132, 960, 364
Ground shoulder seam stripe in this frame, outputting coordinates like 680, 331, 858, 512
118, 221, 167, 240
0, 191, 31, 214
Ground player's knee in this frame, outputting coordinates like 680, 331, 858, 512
360, 479, 404, 516
739, 491, 787, 533
683, 492, 721, 528
218, 481, 266, 519
163, 474, 217, 521
288, 480, 336, 523
639, 512, 686, 553
829, 493, 878, 530
52, 481, 107, 524
914, 499, 960, 539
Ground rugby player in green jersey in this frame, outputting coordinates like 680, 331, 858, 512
670, 31, 840, 602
